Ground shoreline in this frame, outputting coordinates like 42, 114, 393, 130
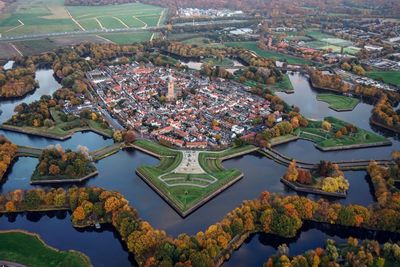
370, 118, 400, 134
0, 124, 112, 140
30, 171, 99, 184
280, 178, 347, 198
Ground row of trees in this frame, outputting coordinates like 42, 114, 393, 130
265, 238, 400, 267
372, 95, 400, 132
34, 145, 95, 179
0, 136, 17, 182
1, 184, 400, 266
309, 70, 351, 92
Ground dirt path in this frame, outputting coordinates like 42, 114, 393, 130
66, 8, 85, 31
95, 17, 106, 30
10, 43, 23, 56
5, 19, 24, 33
112, 16, 129, 28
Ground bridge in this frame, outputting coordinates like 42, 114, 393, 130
259, 148, 393, 170
16, 145, 393, 170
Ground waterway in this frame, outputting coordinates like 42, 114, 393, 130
0, 69, 398, 266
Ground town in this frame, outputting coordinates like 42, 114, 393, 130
86, 63, 274, 148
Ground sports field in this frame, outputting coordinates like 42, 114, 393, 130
0, 0, 166, 36
303, 29, 356, 55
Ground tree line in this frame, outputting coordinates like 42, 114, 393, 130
1, 181, 400, 267
0, 136, 17, 182
265, 237, 400, 267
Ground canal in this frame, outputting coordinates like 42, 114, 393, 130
0, 69, 398, 266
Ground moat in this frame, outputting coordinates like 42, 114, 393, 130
1, 69, 399, 266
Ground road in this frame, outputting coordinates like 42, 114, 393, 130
0, 20, 253, 42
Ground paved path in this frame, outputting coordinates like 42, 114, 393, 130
174, 151, 205, 174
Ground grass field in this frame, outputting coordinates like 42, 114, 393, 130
67, 3, 165, 31
295, 117, 389, 149
316, 93, 360, 111
0, 1, 165, 37
366, 71, 400, 87
0, 0, 79, 36
135, 140, 250, 215
225, 41, 313, 65
99, 31, 153, 44
0, 231, 91, 267
182, 37, 225, 48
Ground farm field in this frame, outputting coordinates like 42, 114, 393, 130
99, 31, 153, 44
316, 93, 360, 111
0, 0, 79, 36
67, 3, 166, 31
225, 41, 313, 65
0, 230, 91, 267
0, 1, 166, 37
366, 71, 400, 87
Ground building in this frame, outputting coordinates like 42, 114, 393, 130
166, 75, 176, 102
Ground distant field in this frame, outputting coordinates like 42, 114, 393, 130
0, 43, 20, 58
0, 0, 79, 36
0, 35, 108, 58
366, 71, 400, 87
225, 41, 313, 65
67, 3, 165, 31
304, 29, 355, 54
0, 1, 166, 37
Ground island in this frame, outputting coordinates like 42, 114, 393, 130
31, 145, 98, 184
281, 160, 349, 197
133, 139, 258, 216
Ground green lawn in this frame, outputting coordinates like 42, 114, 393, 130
0, 231, 91, 267
225, 42, 313, 65
135, 140, 248, 215
366, 71, 400, 87
99, 31, 152, 44
296, 117, 389, 149
316, 93, 360, 111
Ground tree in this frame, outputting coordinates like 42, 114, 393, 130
322, 120, 332, 131
5, 201, 16, 212
284, 160, 298, 182
72, 206, 86, 221
49, 164, 60, 175
104, 196, 121, 213
113, 130, 123, 142
24, 190, 41, 210
124, 130, 136, 143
